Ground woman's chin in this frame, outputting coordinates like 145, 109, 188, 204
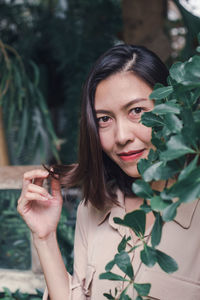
122, 166, 141, 178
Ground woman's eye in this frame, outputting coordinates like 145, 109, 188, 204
99, 116, 110, 122
130, 107, 143, 116
97, 116, 112, 127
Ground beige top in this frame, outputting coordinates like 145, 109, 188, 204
43, 190, 200, 300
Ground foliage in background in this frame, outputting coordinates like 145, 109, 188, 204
0, 40, 60, 164
0, 287, 42, 300
0, 0, 122, 164
0, 190, 31, 270
100, 35, 200, 299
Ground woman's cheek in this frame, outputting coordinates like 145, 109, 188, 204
139, 125, 152, 144
99, 131, 112, 152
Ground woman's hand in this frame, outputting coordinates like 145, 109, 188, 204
17, 169, 63, 240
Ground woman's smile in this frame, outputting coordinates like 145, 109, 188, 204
95, 71, 154, 178
118, 149, 145, 162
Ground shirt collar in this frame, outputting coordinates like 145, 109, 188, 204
97, 189, 125, 226
96, 189, 199, 229
173, 199, 199, 229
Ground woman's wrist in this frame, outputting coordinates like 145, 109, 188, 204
32, 231, 57, 248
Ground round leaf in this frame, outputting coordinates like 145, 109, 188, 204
132, 180, 153, 198
115, 251, 134, 279
156, 249, 178, 273
114, 210, 146, 237
162, 202, 179, 222
134, 283, 151, 296
140, 245, 157, 267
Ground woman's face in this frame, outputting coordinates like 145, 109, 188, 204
94, 71, 154, 178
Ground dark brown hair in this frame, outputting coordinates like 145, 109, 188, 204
52, 44, 169, 210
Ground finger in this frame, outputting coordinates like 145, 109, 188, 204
51, 177, 62, 200
25, 192, 49, 201
23, 169, 49, 181
22, 169, 49, 189
17, 193, 49, 215
27, 183, 53, 199
34, 178, 45, 187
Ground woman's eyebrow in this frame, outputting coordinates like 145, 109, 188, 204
95, 98, 148, 114
123, 98, 148, 109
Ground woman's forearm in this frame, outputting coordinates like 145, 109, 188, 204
33, 231, 71, 300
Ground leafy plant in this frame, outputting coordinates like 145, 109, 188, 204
0, 287, 42, 300
0, 189, 31, 270
100, 34, 200, 299
0, 40, 60, 164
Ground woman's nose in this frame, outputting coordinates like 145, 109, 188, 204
115, 119, 135, 145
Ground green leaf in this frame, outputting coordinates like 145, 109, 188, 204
114, 210, 146, 238
160, 135, 195, 161
137, 158, 151, 176
141, 112, 165, 127
105, 260, 115, 272
179, 181, 200, 203
151, 213, 163, 247
162, 202, 179, 222
114, 251, 134, 279
119, 294, 132, 300
140, 245, 157, 267
142, 162, 176, 182
153, 102, 180, 115
142, 162, 162, 182
156, 249, 178, 273
103, 293, 115, 300
163, 113, 183, 134
99, 272, 128, 281
191, 87, 200, 105
118, 285, 130, 300
151, 196, 171, 211
185, 55, 200, 78
181, 108, 197, 147
134, 283, 151, 296
135, 296, 143, 300
178, 156, 198, 181
118, 235, 131, 253
148, 149, 159, 162
194, 110, 200, 123
167, 168, 200, 203
169, 61, 185, 83
150, 86, 173, 100
132, 180, 153, 198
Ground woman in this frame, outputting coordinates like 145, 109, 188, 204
17, 45, 200, 299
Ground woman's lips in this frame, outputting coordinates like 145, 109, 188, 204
118, 149, 145, 161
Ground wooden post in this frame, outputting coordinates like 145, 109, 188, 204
121, 0, 171, 61
0, 106, 9, 165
